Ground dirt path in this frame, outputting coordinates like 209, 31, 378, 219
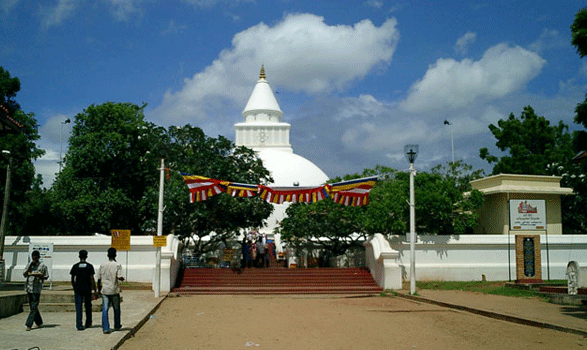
120, 294, 587, 350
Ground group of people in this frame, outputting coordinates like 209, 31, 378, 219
241, 232, 272, 268
23, 247, 124, 334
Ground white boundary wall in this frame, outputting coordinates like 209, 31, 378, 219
382, 234, 587, 283
1, 235, 183, 292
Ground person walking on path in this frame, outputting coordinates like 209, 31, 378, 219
70, 249, 98, 330
23, 250, 49, 331
97, 247, 125, 334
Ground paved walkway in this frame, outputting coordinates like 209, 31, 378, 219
0, 288, 164, 350
1, 287, 586, 350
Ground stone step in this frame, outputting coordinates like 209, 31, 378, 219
23, 292, 123, 312
24, 300, 102, 313
174, 267, 383, 295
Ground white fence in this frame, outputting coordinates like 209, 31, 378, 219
1, 235, 183, 292
383, 234, 587, 283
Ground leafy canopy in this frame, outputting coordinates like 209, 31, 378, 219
479, 106, 573, 175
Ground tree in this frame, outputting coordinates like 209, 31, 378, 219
0, 67, 46, 235
571, 8, 587, 153
425, 161, 485, 234
278, 162, 484, 258
154, 125, 274, 256
50, 102, 162, 235
571, 8, 587, 58
479, 106, 574, 175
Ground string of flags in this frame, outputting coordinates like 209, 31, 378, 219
181, 173, 378, 207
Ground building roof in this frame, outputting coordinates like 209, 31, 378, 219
470, 173, 574, 196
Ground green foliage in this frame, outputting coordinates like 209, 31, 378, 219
50, 105, 274, 248
0, 67, 46, 235
278, 162, 484, 257
546, 161, 587, 234
157, 125, 274, 256
571, 9, 587, 153
280, 200, 366, 257
479, 106, 574, 175
50, 102, 162, 234
571, 8, 587, 58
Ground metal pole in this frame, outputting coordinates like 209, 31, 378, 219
0, 152, 12, 264
409, 161, 416, 295
59, 119, 70, 173
450, 127, 455, 164
154, 158, 164, 297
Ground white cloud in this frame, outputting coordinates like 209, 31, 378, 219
454, 31, 476, 55
365, 0, 383, 9
106, 0, 146, 21
400, 43, 546, 113
34, 114, 73, 187
1, 0, 23, 14
181, 0, 255, 8
529, 28, 566, 53
39, 0, 79, 28
161, 19, 187, 35
151, 13, 399, 131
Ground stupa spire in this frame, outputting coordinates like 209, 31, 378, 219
259, 65, 266, 80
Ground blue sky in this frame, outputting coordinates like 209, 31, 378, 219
1, 0, 587, 186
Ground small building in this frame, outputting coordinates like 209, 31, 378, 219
470, 174, 573, 235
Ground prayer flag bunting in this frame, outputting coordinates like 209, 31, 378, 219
181, 174, 226, 203
327, 176, 378, 206
181, 173, 378, 206
258, 185, 328, 204
226, 182, 259, 198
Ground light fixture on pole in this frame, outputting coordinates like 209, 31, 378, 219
404, 144, 418, 295
443, 120, 454, 164
59, 118, 71, 172
0, 150, 12, 282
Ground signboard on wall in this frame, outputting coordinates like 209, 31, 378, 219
111, 229, 131, 251
509, 199, 546, 230
29, 242, 53, 282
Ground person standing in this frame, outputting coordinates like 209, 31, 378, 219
23, 250, 49, 331
97, 247, 125, 334
70, 249, 98, 330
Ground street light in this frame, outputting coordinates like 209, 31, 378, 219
59, 118, 70, 172
0, 150, 12, 282
404, 145, 418, 295
443, 120, 454, 164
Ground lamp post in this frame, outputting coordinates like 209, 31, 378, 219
0, 150, 12, 282
404, 145, 419, 295
443, 120, 454, 164
59, 118, 70, 172
154, 157, 165, 297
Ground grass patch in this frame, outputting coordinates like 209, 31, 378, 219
415, 280, 562, 301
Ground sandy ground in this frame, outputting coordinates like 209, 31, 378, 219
119, 294, 587, 350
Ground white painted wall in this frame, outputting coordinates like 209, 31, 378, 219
1, 235, 183, 292
385, 234, 587, 282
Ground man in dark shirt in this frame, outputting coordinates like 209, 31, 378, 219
70, 250, 98, 330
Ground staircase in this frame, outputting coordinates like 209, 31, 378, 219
23, 291, 102, 312
172, 267, 383, 295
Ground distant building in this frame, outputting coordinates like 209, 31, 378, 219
234, 66, 329, 238
470, 174, 573, 234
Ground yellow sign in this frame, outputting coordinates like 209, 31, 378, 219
111, 229, 131, 251
153, 235, 167, 247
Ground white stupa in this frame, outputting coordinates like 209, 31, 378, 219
235, 66, 329, 239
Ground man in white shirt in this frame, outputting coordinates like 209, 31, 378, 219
97, 247, 125, 334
